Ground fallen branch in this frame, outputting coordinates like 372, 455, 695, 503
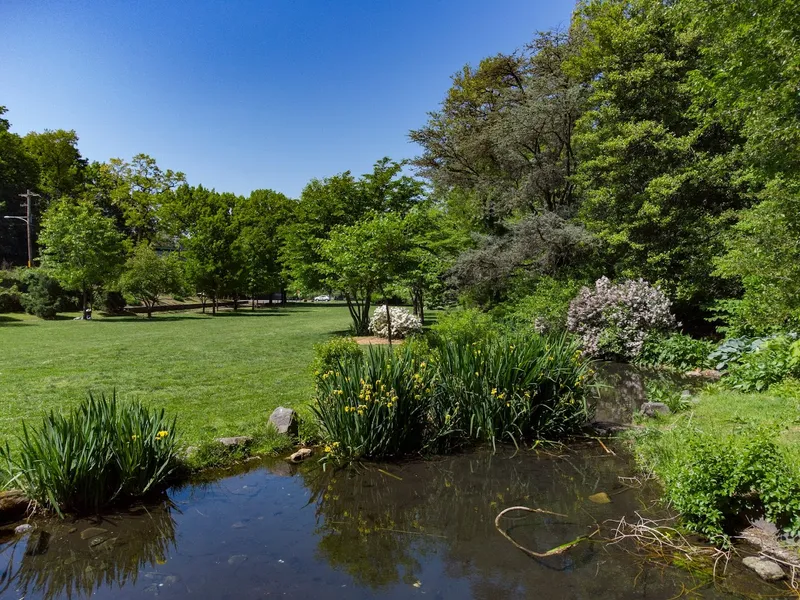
494, 506, 599, 558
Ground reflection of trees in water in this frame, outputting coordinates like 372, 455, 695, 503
0, 499, 177, 600
303, 445, 644, 595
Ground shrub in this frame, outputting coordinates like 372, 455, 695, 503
312, 337, 364, 379
19, 269, 74, 319
641, 427, 800, 544
0, 393, 179, 515
644, 381, 689, 413
501, 276, 584, 334
708, 336, 764, 372
725, 335, 800, 392
95, 290, 128, 314
637, 333, 714, 371
369, 305, 422, 339
567, 277, 676, 360
431, 308, 497, 347
0, 269, 23, 312
312, 345, 435, 460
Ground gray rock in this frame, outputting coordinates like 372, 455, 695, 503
743, 556, 785, 581
14, 523, 33, 535
289, 448, 313, 462
228, 554, 248, 565
216, 436, 252, 448
269, 407, 299, 437
681, 390, 692, 399
183, 446, 199, 459
641, 402, 671, 418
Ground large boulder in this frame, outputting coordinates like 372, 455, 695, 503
0, 490, 31, 524
269, 407, 299, 437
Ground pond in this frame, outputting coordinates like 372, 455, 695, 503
0, 366, 780, 599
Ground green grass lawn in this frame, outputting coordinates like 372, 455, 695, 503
0, 305, 353, 450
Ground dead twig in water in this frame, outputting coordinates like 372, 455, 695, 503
495, 506, 599, 558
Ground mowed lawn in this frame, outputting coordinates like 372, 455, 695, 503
0, 305, 352, 448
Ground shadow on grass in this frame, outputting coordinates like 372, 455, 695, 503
0, 314, 32, 327
89, 310, 293, 323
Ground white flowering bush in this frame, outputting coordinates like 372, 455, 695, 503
370, 305, 423, 339
567, 277, 676, 360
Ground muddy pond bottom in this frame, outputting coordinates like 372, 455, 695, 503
0, 443, 777, 599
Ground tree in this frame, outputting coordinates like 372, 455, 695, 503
320, 213, 411, 335
22, 129, 86, 203
570, 0, 746, 315
39, 199, 128, 317
107, 154, 186, 244
179, 187, 242, 314
280, 159, 423, 294
0, 106, 39, 265
410, 29, 587, 228
119, 243, 183, 318
233, 189, 295, 308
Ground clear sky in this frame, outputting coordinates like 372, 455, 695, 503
1, 0, 576, 199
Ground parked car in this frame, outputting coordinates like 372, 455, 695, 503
313, 295, 331, 302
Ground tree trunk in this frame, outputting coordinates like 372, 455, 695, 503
385, 300, 393, 348
201, 295, 206, 313
281, 289, 287, 306
212, 293, 217, 315
233, 292, 239, 311
147, 302, 153, 319
82, 286, 88, 320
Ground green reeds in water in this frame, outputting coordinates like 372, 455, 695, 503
0, 392, 178, 515
313, 332, 595, 460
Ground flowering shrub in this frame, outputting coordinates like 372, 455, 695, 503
567, 277, 676, 360
369, 305, 422, 339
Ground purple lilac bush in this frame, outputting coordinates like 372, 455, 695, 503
567, 277, 676, 360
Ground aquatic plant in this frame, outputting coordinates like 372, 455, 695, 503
0, 393, 179, 515
312, 332, 594, 459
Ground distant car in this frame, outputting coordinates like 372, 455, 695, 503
313, 295, 331, 302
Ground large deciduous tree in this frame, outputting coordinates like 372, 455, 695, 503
39, 199, 129, 317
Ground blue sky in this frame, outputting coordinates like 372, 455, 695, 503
1, 0, 576, 198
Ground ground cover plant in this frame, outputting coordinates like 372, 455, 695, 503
313, 330, 594, 460
632, 386, 800, 545
0, 393, 178, 515
0, 305, 353, 453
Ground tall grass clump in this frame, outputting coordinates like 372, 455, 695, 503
0, 393, 179, 515
312, 345, 434, 460
312, 330, 595, 460
433, 332, 593, 451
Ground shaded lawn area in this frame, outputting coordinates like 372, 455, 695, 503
0, 306, 353, 449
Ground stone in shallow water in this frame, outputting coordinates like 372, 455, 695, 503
269, 407, 299, 437
742, 556, 785, 581
80, 527, 107, 540
228, 554, 248, 565
289, 448, 313, 462
0, 490, 30, 524
588, 492, 611, 504
14, 523, 33, 535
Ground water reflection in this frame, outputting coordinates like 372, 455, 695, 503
0, 444, 780, 599
1, 499, 176, 599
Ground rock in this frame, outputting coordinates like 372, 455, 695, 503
743, 556, 785, 581
80, 527, 108, 540
228, 554, 248, 565
589, 421, 632, 436
289, 448, 313, 462
0, 490, 31, 524
183, 446, 199, 459
216, 436, 252, 448
269, 407, 299, 437
684, 369, 722, 381
681, 390, 692, 399
640, 402, 671, 418
588, 492, 612, 504
14, 523, 33, 535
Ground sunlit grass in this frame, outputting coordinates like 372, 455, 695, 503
0, 306, 353, 451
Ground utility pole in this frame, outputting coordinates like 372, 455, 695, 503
3, 189, 40, 267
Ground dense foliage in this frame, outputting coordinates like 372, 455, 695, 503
312, 331, 594, 460
0, 393, 179, 515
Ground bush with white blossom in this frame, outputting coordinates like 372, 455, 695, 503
369, 305, 423, 339
567, 277, 676, 360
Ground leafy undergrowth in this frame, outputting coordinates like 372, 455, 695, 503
631, 386, 800, 545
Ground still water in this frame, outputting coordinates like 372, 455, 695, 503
0, 367, 781, 599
